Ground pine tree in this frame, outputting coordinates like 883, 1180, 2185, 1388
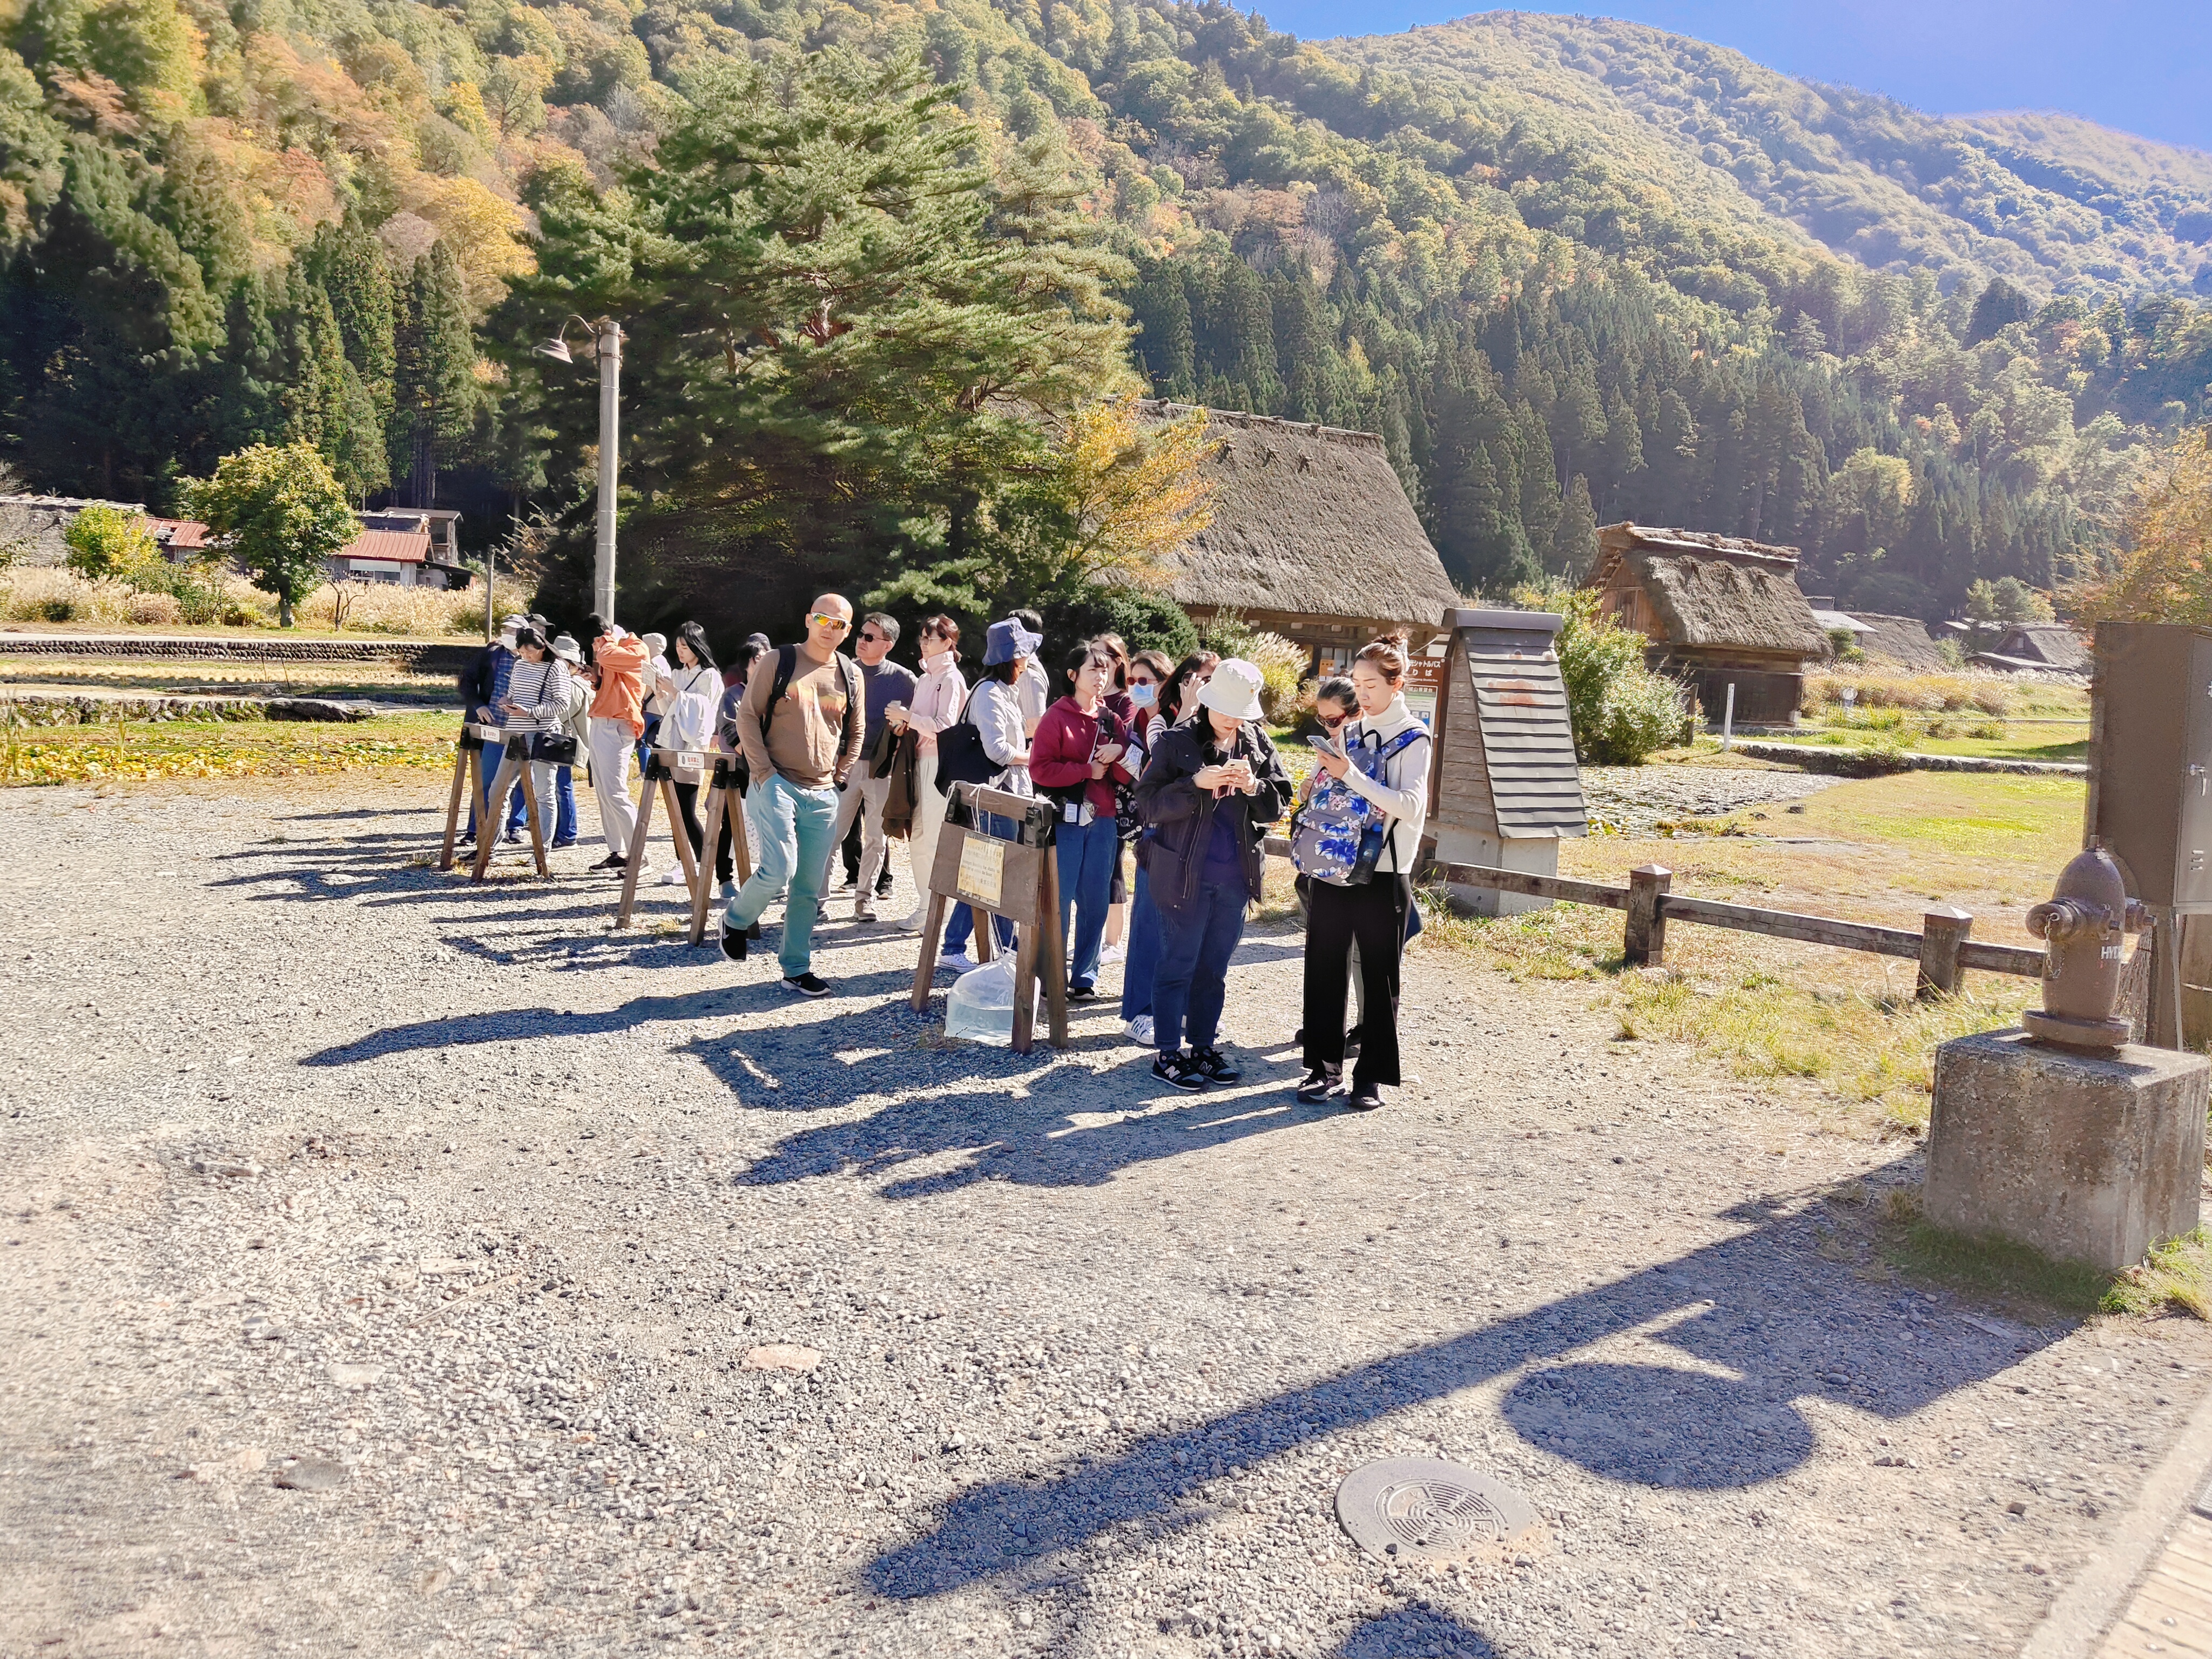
392, 242, 478, 508
1553, 473, 1599, 575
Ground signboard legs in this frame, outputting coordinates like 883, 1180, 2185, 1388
469, 739, 549, 880
906, 784, 1067, 1054
687, 758, 757, 947
616, 749, 703, 928
438, 726, 490, 871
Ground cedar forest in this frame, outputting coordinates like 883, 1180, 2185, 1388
4, 0, 2211, 632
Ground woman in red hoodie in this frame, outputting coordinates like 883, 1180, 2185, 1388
1030, 644, 1135, 1001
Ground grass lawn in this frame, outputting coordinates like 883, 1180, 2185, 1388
1, 708, 460, 785
1415, 770, 2089, 1134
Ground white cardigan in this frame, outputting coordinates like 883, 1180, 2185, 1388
1338, 694, 1431, 878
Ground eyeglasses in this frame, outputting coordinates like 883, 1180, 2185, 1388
808, 613, 851, 632
858, 631, 884, 644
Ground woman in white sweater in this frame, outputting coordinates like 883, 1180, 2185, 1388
1296, 634, 1431, 1111
496, 627, 573, 846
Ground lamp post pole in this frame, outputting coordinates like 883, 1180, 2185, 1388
593, 319, 622, 623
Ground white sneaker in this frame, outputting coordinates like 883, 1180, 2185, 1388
1099, 943, 1128, 965
658, 866, 684, 886
940, 947, 976, 969
897, 907, 925, 932
1125, 1015, 1154, 1045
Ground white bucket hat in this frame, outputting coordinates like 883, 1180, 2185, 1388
1198, 658, 1265, 723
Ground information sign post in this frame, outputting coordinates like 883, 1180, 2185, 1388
907, 783, 1068, 1053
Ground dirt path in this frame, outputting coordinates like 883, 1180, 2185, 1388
2, 781, 2204, 1659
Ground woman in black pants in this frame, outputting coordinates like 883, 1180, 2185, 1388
1297, 633, 1432, 1112
658, 622, 720, 887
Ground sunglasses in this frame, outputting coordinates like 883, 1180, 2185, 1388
808, 613, 851, 632
1130, 673, 1156, 686
1318, 708, 1351, 725
859, 631, 884, 644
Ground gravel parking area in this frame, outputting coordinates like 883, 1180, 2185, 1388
3, 780, 2207, 1659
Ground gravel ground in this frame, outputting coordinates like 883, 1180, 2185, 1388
3, 779, 2207, 1659
1580, 766, 1839, 834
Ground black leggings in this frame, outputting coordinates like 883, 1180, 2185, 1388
1301, 876, 1409, 1089
670, 781, 709, 873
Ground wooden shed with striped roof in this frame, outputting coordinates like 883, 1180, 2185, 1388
1428, 606, 1588, 916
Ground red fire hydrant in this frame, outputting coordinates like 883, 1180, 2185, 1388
2024, 843, 2152, 1050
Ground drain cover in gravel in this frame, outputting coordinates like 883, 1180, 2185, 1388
1334, 1458, 1539, 1564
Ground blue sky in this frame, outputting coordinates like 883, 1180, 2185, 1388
1257, 1, 2212, 153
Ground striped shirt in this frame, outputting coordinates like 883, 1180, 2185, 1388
502, 658, 571, 737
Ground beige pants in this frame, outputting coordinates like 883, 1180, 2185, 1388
588, 717, 639, 858
906, 749, 946, 899
824, 756, 895, 900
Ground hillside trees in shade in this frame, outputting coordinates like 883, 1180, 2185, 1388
510, 49, 1134, 635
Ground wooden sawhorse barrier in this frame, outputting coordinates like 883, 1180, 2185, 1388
469, 736, 550, 880
615, 746, 706, 928
687, 754, 756, 946
437, 721, 500, 871
908, 783, 1068, 1054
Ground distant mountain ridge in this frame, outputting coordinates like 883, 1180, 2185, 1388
1327, 12, 2212, 298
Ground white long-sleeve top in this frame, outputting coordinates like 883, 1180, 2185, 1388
501, 658, 572, 737
908, 653, 967, 752
973, 677, 1031, 795
1336, 693, 1431, 878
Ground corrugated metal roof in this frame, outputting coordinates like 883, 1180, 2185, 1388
340, 529, 432, 563
1458, 624, 1587, 840
148, 517, 208, 550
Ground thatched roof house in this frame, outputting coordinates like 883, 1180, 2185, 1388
1589, 523, 1829, 724
1846, 613, 1953, 673
1977, 622, 2089, 673
1139, 402, 1460, 662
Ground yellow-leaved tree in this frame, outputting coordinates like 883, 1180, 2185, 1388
2069, 426, 2212, 626
1031, 396, 1217, 591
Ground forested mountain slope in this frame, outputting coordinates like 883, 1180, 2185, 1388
1328, 13, 2212, 301
2, 0, 2208, 623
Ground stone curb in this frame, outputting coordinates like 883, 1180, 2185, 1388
2019, 1377, 2212, 1659
1, 693, 388, 724
0, 631, 478, 672
1730, 738, 2087, 778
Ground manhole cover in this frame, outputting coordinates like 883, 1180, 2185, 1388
1334, 1458, 1539, 1565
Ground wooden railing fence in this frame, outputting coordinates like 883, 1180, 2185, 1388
1258, 838, 2043, 999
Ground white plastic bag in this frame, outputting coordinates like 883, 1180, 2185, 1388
943, 954, 1041, 1044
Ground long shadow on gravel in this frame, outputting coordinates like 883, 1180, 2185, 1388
1339, 1606, 1498, 1657
863, 1166, 2061, 1600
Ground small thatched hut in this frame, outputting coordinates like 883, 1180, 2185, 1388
1140, 402, 1460, 666
1846, 613, 1953, 673
1589, 523, 1830, 725
1977, 622, 2089, 673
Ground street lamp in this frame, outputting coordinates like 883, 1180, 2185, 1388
535, 315, 624, 625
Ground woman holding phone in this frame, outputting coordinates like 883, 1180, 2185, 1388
1297, 635, 1431, 1111
1030, 644, 1135, 1001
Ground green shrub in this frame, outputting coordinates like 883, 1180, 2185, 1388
35, 596, 72, 622
1196, 610, 1307, 722
1516, 582, 1687, 765
1037, 585, 1198, 664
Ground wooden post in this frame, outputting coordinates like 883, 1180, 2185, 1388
469, 745, 521, 882
519, 757, 549, 877
1623, 864, 1671, 967
658, 768, 702, 907
1035, 831, 1068, 1051
437, 726, 484, 871
614, 762, 660, 928
908, 891, 950, 1011
687, 760, 754, 947
1917, 906, 1974, 999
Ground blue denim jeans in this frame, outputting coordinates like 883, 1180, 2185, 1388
1119, 862, 1160, 1021
725, 773, 839, 976
1150, 878, 1248, 1056
1055, 813, 1119, 990
554, 765, 577, 845
941, 810, 1018, 953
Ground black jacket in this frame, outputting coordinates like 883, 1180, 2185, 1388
457, 645, 497, 720
1132, 718, 1291, 920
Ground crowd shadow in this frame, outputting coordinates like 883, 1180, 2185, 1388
1339, 1607, 1498, 1658
861, 1165, 2058, 1601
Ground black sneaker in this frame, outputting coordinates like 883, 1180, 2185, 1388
1296, 1064, 1344, 1104
1190, 1046, 1241, 1083
1067, 984, 1098, 1003
875, 871, 895, 899
591, 853, 626, 871
720, 927, 747, 962
1152, 1051, 1208, 1091
782, 972, 831, 998
1347, 1085, 1384, 1111
746, 921, 763, 940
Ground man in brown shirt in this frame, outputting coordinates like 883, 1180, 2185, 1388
721, 596, 865, 995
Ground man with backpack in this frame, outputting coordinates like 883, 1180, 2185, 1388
721, 596, 866, 996
822, 612, 916, 922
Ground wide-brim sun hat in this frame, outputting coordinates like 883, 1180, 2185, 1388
551, 634, 583, 663
1198, 658, 1265, 723
500, 613, 529, 630
983, 617, 1042, 667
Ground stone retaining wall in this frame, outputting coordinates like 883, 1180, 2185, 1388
3, 694, 373, 724
0, 631, 477, 673
1731, 738, 2087, 778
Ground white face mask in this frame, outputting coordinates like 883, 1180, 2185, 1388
1129, 683, 1157, 707
498, 631, 518, 651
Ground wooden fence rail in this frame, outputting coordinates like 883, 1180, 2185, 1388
1258, 838, 2042, 997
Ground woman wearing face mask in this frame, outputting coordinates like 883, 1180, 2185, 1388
1132, 659, 1292, 1091
1297, 635, 1431, 1112
896, 616, 966, 932
1116, 650, 1174, 1043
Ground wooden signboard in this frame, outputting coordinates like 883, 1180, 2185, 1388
614, 746, 706, 927
437, 720, 497, 871
907, 783, 1068, 1054
469, 734, 550, 881
686, 754, 757, 947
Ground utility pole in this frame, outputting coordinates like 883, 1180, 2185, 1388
594, 319, 622, 623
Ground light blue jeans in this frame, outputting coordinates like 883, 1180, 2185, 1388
725, 773, 838, 977
1055, 813, 1119, 990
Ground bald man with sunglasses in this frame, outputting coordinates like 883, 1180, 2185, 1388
721, 596, 866, 995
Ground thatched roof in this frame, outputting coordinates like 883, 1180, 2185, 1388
1593, 523, 1829, 657
1993, 623, 2089, 671
1847, 613, 1953, 673
1139, 402, 1460, 633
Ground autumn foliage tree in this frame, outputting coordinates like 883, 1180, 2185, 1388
2069, 427, 2212, 627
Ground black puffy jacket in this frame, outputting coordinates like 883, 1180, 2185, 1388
1132, 719, 1291, 920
